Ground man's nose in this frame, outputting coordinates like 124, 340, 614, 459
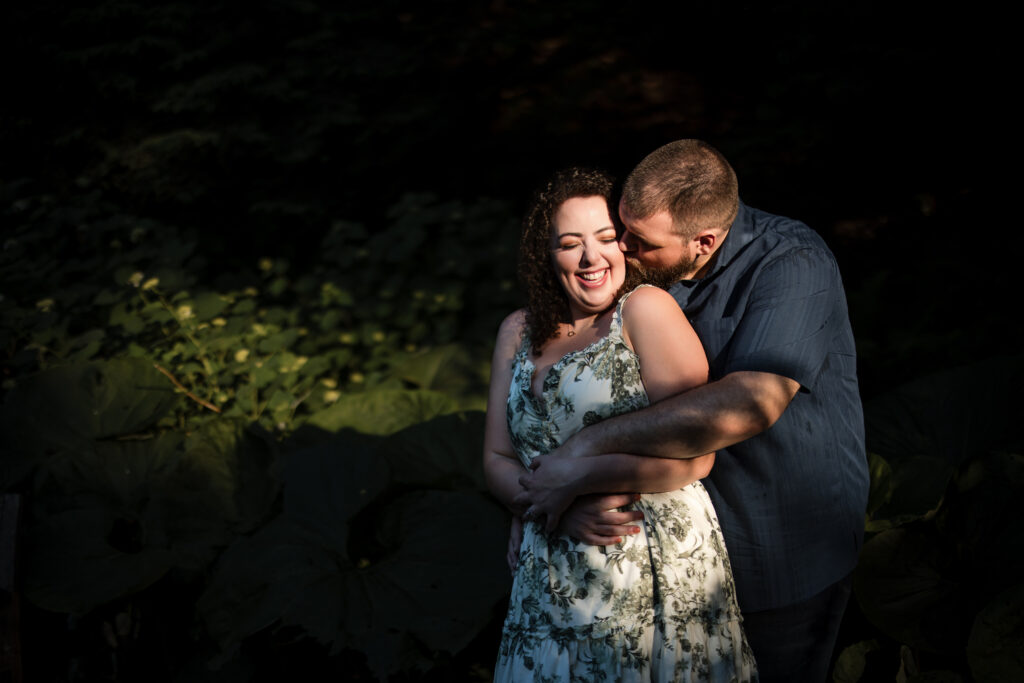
619, 232, 635, 253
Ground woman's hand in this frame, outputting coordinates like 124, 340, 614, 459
506, 515, 524, 574
514, 453, 585, 534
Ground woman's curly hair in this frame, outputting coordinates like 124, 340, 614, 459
518, 166, 616, 355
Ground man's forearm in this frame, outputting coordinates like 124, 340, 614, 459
565, 371, 797, 460
576, 453, 713, 495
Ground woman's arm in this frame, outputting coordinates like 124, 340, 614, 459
483, 310, 529, 514
519, 287, 717, 532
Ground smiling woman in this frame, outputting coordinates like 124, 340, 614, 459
482, 167, 757, 681
549, 195, 626, 319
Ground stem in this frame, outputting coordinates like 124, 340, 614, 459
153, 363, 221, 413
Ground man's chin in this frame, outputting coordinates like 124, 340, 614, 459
625, 258, 689, 289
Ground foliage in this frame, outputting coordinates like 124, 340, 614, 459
199, 412, 510, 681
1, 166, 520, 680
836, 356, 1024, 682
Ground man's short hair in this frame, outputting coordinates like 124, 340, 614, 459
621, 139, 739, 239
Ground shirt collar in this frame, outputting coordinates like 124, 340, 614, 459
671, 199, 754, 291
704, 199, 754, 278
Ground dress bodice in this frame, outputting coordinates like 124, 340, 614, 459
506, 288, 650, 467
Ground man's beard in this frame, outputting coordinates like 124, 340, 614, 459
624, 256, 695, 290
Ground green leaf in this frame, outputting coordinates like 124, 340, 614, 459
191, 291, 230, 319
832, 639, 881, 683
23, 507, 176, 614
183, 419, 280, 534
0, 359, 179, 489
110, 302, 147, 334
380, 411, 487, 490
305, 389, 461, 436
937, 452, 1024, 603
863, 355, 1024, 526
853, 526, 962, 652
865, 355, 1024, 468
257, 329, 299, 353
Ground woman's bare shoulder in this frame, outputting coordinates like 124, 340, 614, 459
498, 308, 527, 336
494, 309, 528, 354
622, 286, 685, 322
621, 286, 692, 348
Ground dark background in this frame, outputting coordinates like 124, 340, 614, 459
2, 1, 1020, 681
3, 0, 1017, 400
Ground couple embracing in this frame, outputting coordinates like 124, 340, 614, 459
483, 140, 869, 682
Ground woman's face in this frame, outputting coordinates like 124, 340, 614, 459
550, 196, 626, 318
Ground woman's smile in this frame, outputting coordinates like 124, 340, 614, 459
550, 196, 626, 318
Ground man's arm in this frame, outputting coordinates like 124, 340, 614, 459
520, 372, 797, 533
560, 370, 799, 463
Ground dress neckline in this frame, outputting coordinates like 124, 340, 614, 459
517, 286, 648, 407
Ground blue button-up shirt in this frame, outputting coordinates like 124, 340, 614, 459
668, 201, 869, 612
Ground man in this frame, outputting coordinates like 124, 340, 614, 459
521, 139, 869, 682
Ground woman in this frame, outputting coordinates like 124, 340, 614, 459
483, 167, 757, 682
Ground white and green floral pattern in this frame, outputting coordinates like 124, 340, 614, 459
495, 288, 758, 682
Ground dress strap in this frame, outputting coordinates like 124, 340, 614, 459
610, 284, 655, 342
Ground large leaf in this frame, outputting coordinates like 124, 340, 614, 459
305, 389, 459, 435
24, 421, 278, 614
23, 507, 177, 614
937, 452, 1024, 604
865, 355, 1024, 468
386, 344, 489, 405
853, 525, 965, 652
967, 583, 1024, 683
863, 355, 1024, 526
0, 359, 179, 490
182, 419, 281, 534
380, 411, 488, 490
199, 439, 510, 679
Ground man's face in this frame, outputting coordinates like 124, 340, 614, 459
617, 200, 699, 286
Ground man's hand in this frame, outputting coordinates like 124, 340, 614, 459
558, 493, 644, 545
514, 453, 587, 533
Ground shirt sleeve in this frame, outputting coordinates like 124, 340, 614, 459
722, 246, 839, 390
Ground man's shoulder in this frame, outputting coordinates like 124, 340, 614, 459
745, 205, 833, 257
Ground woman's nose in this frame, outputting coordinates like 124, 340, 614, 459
580, 240, 599, 266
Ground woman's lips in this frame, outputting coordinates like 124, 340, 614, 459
576, 268, 608, 288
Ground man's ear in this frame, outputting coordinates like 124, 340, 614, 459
694, 231, 717, 255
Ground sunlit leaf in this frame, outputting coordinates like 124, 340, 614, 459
305, 389, 459, 436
